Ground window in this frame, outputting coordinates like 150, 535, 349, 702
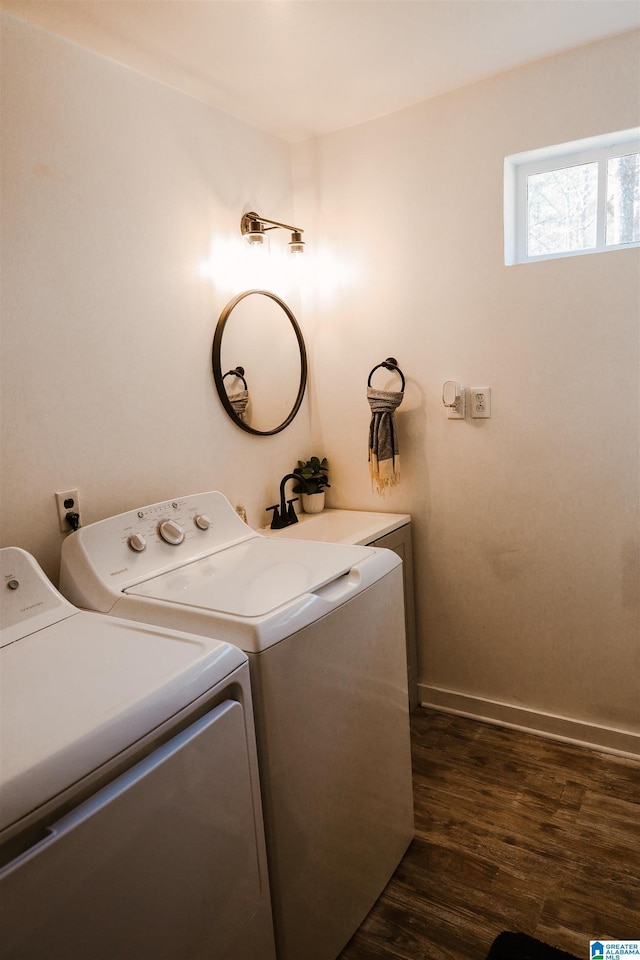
504, 129, 640, 264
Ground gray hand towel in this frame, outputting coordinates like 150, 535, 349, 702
367, 387, 403, 495
229, 389, 249, 422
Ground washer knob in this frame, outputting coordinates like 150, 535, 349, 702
158, 519, 185, 545
194, 514, 211, 531
128, 533, 147, 553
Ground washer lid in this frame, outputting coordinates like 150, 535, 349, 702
125, 536, 372, 617
0, 612, 245, 834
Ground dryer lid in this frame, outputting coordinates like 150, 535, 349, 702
124, 536, 373, 617
1, 548, 246, 834
1, 613, 245, 834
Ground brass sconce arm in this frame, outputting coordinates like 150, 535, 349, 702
241, 211, 305, 252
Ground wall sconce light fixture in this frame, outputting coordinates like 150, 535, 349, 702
241, 211, 305, 254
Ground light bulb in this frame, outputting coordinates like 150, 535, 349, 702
245, 218, 266, 246
289, 231, 305, 254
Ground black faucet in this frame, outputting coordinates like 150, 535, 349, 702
266, 473, 309, 530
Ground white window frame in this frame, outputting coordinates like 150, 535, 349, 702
504, 128, 640, 265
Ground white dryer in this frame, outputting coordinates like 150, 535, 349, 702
0, 546, 275, 960
60, 490, 415, 960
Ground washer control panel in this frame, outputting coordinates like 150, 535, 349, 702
124, 502, 219, 553
60, 492, 255, 599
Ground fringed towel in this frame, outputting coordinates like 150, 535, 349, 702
367, 387, 403, 495
229, 389, 249, 423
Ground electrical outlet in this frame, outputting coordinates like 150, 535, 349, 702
471, 388, 491, 418
55, 489, 83, 532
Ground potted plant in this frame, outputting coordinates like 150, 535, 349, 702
293, 456, 330, 514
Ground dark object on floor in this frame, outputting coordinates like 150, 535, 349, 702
487, 931, 581, 960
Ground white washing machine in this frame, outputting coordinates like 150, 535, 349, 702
60, 490, 415, 960
0, 546, 275, 960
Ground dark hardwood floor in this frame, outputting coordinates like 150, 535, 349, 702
338, 707, 640, 960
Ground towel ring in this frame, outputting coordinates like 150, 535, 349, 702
367, 357, 405, 392
223, 366, 248, 390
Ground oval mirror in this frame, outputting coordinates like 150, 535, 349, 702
212, 290, 308, 436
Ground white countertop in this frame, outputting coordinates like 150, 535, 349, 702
261, 508, 410, 546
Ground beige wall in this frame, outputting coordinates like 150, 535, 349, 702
2, 16, 639, 753
1, 14, 313, 582
294, 30, 640, 752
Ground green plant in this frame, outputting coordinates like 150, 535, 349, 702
293, 456, 330, 495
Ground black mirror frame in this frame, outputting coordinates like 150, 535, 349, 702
212, 289, 308, 436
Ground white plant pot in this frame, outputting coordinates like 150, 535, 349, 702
301, 492, 325, 514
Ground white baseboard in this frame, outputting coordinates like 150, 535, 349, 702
418, 683, 640, 761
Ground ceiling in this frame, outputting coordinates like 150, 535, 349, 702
3, 0, 639, 142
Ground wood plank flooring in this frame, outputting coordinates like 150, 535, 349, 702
338, 708, 640, 960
